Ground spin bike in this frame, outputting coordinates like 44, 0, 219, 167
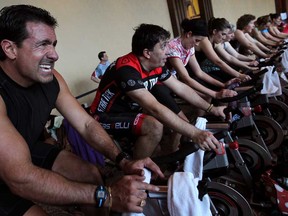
144, 85, 269, 216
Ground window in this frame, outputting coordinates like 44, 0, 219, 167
167, 0, 213, 36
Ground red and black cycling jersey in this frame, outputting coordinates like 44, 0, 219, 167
90, 52, 171, 114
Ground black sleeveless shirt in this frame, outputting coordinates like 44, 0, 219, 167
0, 68, 60, 148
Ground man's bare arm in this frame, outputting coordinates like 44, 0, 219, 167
126, 83, 221, 150
0, 96, 97, 205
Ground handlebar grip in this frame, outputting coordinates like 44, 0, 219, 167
151, 141, 199, 165
251, 68, 268, 79
258, 50, 284, 68
238, 68, 268, 86
151, 129, 231, 165
216, 83, 263, 103
213, 130, 229, 140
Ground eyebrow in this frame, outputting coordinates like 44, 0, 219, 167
36, 39, 57, 46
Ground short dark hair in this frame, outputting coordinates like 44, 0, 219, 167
256, 15, 271, 27
236, 14, 256, 30
180, 18, 208, 36
132, 24, 170, 56
0, 4, 58, 61
98, 51, 106, 60
208, 17, 231, 35
269, 13, 280, 21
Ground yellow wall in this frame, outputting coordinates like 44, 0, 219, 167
211, 0, 276, 25
0, 0, 277, 107
0, 0, 172, 105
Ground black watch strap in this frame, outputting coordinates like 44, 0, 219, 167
115, 152, 130, 166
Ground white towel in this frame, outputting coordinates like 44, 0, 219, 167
183, 117, 207, 179
166, 117, 211, 216
261, 66, 282, 97
281, 47, 288, 73
122, 168, 151, 216
167, 172, 212, 216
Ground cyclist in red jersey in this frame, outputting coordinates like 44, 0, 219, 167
90, 24, 226, 159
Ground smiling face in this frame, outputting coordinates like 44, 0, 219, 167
11, 22, 59, 86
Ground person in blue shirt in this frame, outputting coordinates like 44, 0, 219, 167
91, 51, 110, 83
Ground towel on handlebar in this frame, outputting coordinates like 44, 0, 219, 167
166, 117, 211, 216
183, 117, 207, 177
261, 66, 282, 97
281, 46, 288, 73
167, 172, 212, 216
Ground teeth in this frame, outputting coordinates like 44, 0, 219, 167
40, 64, 52, 72
40, 65, 51, 69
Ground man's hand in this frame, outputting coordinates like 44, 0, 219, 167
224, 77, 241, 87
119, 157, 165, 180
110, 175, 160, 213
238, 73, 252, 82
215, 89, 237, 99
210, 105, 226, 119
192, 129, 221, 151
248, 60, 259, 67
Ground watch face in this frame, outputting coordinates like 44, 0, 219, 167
97, 191, 106, 199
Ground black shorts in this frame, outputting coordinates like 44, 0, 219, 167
94, 112, 147, 154
150, 84, 181, 114
95, 112, 146, 138
0, 142, 61, 216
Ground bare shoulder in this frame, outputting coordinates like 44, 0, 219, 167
234, 29, 243, 36
0, 95, 7, 115
52, 69, 64, 82
52, 69, 70, 92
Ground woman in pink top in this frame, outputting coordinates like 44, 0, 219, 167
166, 18, 237, 100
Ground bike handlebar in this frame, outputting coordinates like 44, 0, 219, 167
216, 83, 263, 103
257, 50, 284, 68
151, 130, 228, 165
238, 68, 268, 87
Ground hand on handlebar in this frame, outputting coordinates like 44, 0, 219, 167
215, 89, 237, 99
192, 129, 221, 152
120, 157, 165, 180
110, 174, 159, 213
224, 77, 241, 88
248, 60, 259, 67
238, 73, 252, 82
210, 105, 227, 119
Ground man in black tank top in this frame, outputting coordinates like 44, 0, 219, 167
0, 5, 165, 216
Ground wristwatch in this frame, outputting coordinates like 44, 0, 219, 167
115, 151, 131, 166
94, 185, 108, 208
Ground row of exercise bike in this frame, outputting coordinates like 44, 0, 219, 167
145, 50, 288, 215
62, 45, 288, 216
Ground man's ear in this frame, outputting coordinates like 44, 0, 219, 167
1, 40, 17, 60
143, 48, 151, 59
212, 29, 217, 35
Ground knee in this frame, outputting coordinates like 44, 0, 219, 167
143, 116, 163, 138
